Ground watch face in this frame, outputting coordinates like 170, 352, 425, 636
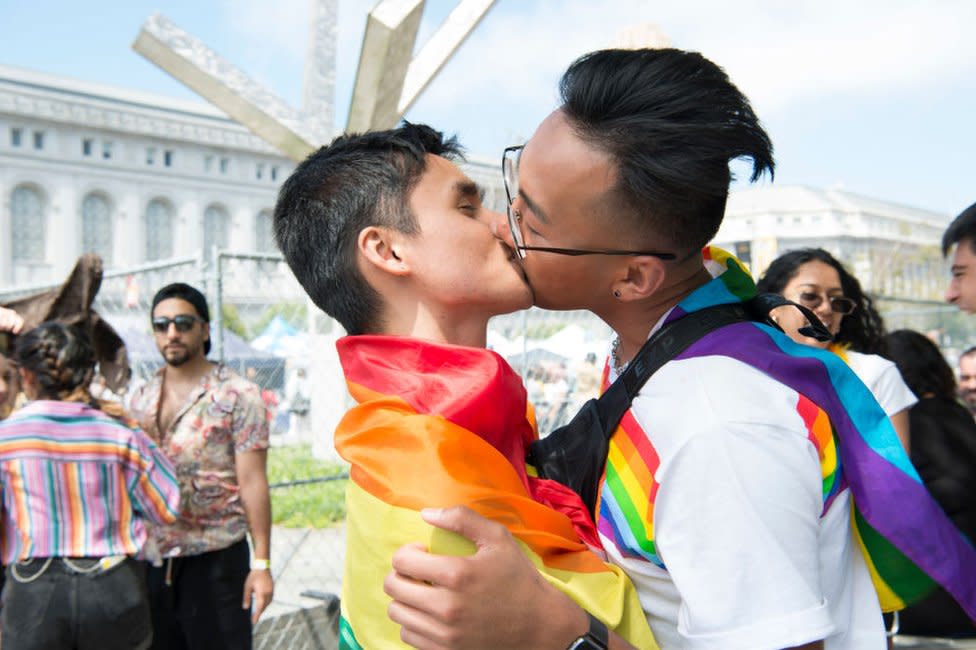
568, 638, 604, 650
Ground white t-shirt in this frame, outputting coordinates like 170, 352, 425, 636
602, 355, 886, 650
843, 350, 917, 416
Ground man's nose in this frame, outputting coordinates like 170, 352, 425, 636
489, 210, 515, 246
946, 282, 959, 304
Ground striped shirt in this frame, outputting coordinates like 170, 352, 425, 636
0, 400, 181, 564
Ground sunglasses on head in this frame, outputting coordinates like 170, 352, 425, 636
152, 315, 202, 333
795, 292, 856, 315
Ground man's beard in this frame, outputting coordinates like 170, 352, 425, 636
163, 345, 193, 367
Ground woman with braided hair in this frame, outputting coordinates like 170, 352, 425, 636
0, 322, 181, 650
757, 248, 917, 451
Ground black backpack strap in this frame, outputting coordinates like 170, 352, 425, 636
594, 294, 832, 445
593, 302, 752, 444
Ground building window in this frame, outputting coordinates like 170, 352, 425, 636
203, 204, 230, 253
82, 138, 93, 156
219, 157, 229, 174
10, 185, 45, 262
145, 199, 174, 261
146, 147, 156, 165
81, 193, 113, 264
255, 209, 274, 253
255, 163, 264, 180
102, 142, 113, 160
270, 166, 279, 182
204, 155, 214, 173
10, 127, 23, 147
163, 150, 173, 167
33, 131, 45, 150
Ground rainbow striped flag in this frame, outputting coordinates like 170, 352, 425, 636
334, 336, 657, 650
601, 246, 975, 618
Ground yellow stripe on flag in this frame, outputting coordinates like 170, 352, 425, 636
342, 482, 658, 649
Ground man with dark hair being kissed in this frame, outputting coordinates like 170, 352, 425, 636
384, 48, 976, 650
274, 122, 656, 649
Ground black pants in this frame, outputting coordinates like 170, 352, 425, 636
145, 539, 252, 650
1, 557, 151, 650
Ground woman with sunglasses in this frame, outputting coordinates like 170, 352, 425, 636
757, 248, 916, 450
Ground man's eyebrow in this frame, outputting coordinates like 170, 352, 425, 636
952, 264, 969, 272
455, 180, 484, 201
518, 189, 550, 225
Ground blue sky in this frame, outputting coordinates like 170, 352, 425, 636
1, 0, 974, 215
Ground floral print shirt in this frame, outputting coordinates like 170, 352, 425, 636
128, 364, 269, 557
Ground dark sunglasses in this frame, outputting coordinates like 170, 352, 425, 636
795, 292, 856, 315
152, 315, 203, 333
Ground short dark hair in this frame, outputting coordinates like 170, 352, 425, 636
558, 48, 774, 252
756, 248, 887, 354
274, 122, 462, 335
942, 201, 976, 256
960, 345, 976, 361
883, 329, 955, 400
151, 282, 211, 355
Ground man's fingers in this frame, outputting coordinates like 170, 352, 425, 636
420, 505, 509, 550
251, 593, 269, 624
390, 542, 469, 589
242, 583, 253, 610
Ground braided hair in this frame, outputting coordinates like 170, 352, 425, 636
11, 322, 130, 421
756, 248, 888, 355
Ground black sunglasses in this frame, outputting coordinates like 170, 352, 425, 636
152, 315, 203, 333
794, 292, 857, 315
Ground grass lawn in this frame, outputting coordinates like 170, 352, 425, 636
267, 444, 348, 528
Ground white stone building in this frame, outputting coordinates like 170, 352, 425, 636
715, 185, 951, 300
0, 63, 301, 288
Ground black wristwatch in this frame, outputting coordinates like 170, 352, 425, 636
566, 613, 609, 650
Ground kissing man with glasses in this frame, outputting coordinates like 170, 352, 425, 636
385, 48, 976, 650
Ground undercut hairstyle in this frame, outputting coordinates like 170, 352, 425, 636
14, 322, 95, 401
942, 201, 976, 256
558, 48, 774, 252
274, 122, 462, 335
883, 330, 956, 400
961, 346, 976, 362
756, 248, 887, 355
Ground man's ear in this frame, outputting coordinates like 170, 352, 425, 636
612, 257, 667, 301
358, 226, 410, 277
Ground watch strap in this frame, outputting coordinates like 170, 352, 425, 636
567, 613, 609, 650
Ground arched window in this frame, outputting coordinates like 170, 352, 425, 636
255, 209, 274, 253
203, 204, 230, 254
10, 185, 45, 262
81, 192, 113, 264
145, 199, 174, 261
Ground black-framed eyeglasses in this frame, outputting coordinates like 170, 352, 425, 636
152, 315, 203, 333
502, 145, 676, 261
792, 292, 856, 315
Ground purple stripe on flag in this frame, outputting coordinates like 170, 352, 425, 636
676, 321, 976, 618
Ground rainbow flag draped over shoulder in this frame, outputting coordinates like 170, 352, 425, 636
604, 246, 976, 618
334, 336, 657, 650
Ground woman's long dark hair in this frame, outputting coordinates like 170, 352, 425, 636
883, 330, 955, 400
756, 248, 887, 354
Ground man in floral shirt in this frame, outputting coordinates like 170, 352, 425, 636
129, 283, 273, 650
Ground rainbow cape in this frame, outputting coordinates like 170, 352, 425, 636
599, 246, 976, 618
334, 336, 657, 650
